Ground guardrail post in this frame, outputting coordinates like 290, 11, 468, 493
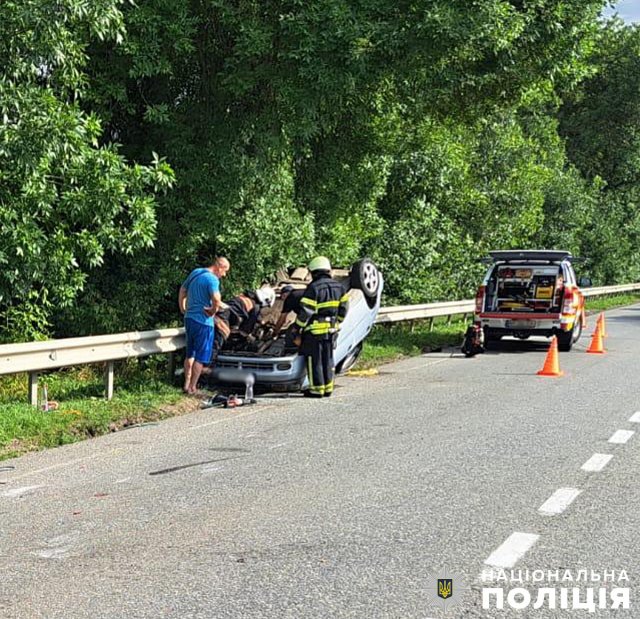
28, 372, 38, 407
167, 352, 176, 383
428, 318, 434, 332
105, 362, 114, 400
446, 314, 453, 326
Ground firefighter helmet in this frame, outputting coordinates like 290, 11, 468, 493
255, 286, 276, 308
308, 256, 331, 273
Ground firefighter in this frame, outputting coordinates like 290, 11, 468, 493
291, 257, 349, 398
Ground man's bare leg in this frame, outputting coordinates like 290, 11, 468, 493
188, 361, 204, 393
184, 357, 195, 392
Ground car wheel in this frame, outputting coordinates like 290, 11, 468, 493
350, 258, 380, 308
336, 343, 363, 374
483, 329, 501, 351
557, 327, 574, 352
572, 313, 583, 343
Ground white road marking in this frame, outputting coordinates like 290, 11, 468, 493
202, 466, 225, 475
3, 485, 43, 498
402, 358, 451, 373
484, 532, 539, 568
539, 488, 582, 515
10, 455, 103, 481
190, 405, 277, 430
35, 547, 73, 559
608, 430, 634, 444
114, 477, 131, 484
628, 412, 640, 423
538, 488, 582, 516
581, 453, 613, 472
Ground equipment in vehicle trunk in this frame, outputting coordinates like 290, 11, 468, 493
473, 250, 588, 352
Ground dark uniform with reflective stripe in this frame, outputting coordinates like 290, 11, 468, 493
292, 273, 349, 397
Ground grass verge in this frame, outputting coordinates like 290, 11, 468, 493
583, 292, 640, 312
0, 358, 196, 461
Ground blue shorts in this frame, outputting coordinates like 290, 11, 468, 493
185, 318, 214, 364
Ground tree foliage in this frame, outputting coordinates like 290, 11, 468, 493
559, 21, 640, 283
0, 0, 173, 340
8, 0, 640, 340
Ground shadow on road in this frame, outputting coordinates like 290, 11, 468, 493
484, 338, 554, 354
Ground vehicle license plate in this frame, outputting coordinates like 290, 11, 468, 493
216, 368, 254, 384
506, 319, 536, 329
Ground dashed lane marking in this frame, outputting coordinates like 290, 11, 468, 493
581, 453, 613, 472
484, 532, 540, 569
538, 487, 582, 515
608, 430, 634, 444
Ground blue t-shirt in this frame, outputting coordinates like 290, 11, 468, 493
182, 268, 220, 326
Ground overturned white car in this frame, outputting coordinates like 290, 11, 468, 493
207, 258, 383, 392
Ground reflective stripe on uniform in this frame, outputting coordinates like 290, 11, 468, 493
305, 322, 334, 335
316, 300, 340, 310
307, 357, 314, 390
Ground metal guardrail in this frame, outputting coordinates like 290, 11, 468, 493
375, 300, 474, 324
1, 283, 639, 405
581, 283, 640, 297
0, 329, 185, 406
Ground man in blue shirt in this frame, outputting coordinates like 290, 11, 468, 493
178, 256, 230, 393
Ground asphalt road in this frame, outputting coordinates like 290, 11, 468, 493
1, 305, 639, 618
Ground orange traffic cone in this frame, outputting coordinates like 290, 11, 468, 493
597, 312, 607, 338
586, 322, 605, 354
537, 336, 564, 377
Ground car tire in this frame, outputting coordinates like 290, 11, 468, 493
483, 329, 501, 351
557, 327, 574, 352
336, 343, 363, 374
572, 313, 583, 343
557, 313, 583, 352
350, 258, 380, 308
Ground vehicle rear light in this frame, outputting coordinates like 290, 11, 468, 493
562, 287, 576, 314
475, 286, 486, 313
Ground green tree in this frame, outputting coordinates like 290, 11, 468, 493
0, 0, 174, 340
64, 0, 608, 332
559, 21, 640, 283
